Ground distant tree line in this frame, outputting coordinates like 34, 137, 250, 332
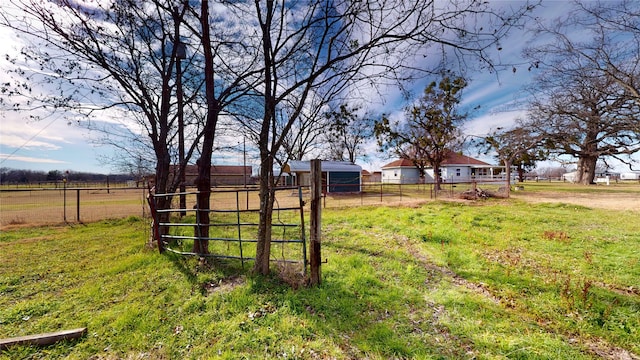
0, 168, 135, 185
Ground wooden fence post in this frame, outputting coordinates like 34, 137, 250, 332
310, 159, 322, 285
146, 187, 163, 253
76, 189, 80, 222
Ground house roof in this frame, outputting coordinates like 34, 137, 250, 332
382, 152, 492, 169
283, 160, 362, 173
441, 152, 491, 166
381, 159, 414, 169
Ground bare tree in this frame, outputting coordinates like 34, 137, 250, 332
247, 1, 537, 275
572, 1, 640, 104
525, 68, 640, 184
279, 93, 331, 161
524, 0, 640, 180
0, 0, 204, 231
0, 0, 263, 254
530, 76, 639, 184
375, 75, 467, 191
186, 1, 265, 254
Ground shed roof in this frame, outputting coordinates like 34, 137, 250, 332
284, 160, 362, 173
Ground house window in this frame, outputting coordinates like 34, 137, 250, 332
394, 171, 398, 177
456, 168, 461, 177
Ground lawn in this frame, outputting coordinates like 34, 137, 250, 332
0, 193, 638, 359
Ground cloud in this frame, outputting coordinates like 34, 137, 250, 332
0, 111, 82, 150
0, 153, 67, 164
464, 109, 528, 137
0, 134, 62, 150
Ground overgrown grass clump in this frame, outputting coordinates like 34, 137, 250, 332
1, 199, 638, 359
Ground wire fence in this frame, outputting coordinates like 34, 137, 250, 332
0, 180, 507, 229
0, 186, 149, 228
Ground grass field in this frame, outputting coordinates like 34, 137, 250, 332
0, 183, 639, 359
0, 188, 148, 228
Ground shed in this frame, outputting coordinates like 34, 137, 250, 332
381, 159, 423, 184
282, 160, 362, 193
361, 170, 382, 183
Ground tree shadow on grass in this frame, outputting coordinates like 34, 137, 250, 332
165, 251, 250, 296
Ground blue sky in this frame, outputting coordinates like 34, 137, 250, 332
0, 1, 617, 175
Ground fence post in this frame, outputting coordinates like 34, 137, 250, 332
63, 179, 67, 223
298, 186, 308, 275
76, 189, 80, 222
235, 191, 244, 269
146, 188, 163, 253
310, 159, 322, 285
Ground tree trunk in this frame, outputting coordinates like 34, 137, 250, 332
504, 159, 512, 198
433, 164, 441, 193
254, 153, 274, 275
192, 0, 219, 255
254, 0, 276, 275
154, 147, 172, 244
517, 164, 525, 183
577, 156, 598, 185
193, 160, 211, 255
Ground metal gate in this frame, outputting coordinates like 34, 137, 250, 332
148, 186, 307, 269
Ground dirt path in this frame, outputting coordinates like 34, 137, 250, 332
511, 191, 640, 211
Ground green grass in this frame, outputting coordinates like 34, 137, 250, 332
1, 197, 639, 359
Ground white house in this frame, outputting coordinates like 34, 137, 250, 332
381, 152, 504, 184
428, 152, 501, 182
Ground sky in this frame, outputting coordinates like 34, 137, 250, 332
0, 1, 633, 175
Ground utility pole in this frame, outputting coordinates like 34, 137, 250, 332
243, 137, 247, 189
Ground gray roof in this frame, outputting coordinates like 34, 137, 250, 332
284, 160, 362, 173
